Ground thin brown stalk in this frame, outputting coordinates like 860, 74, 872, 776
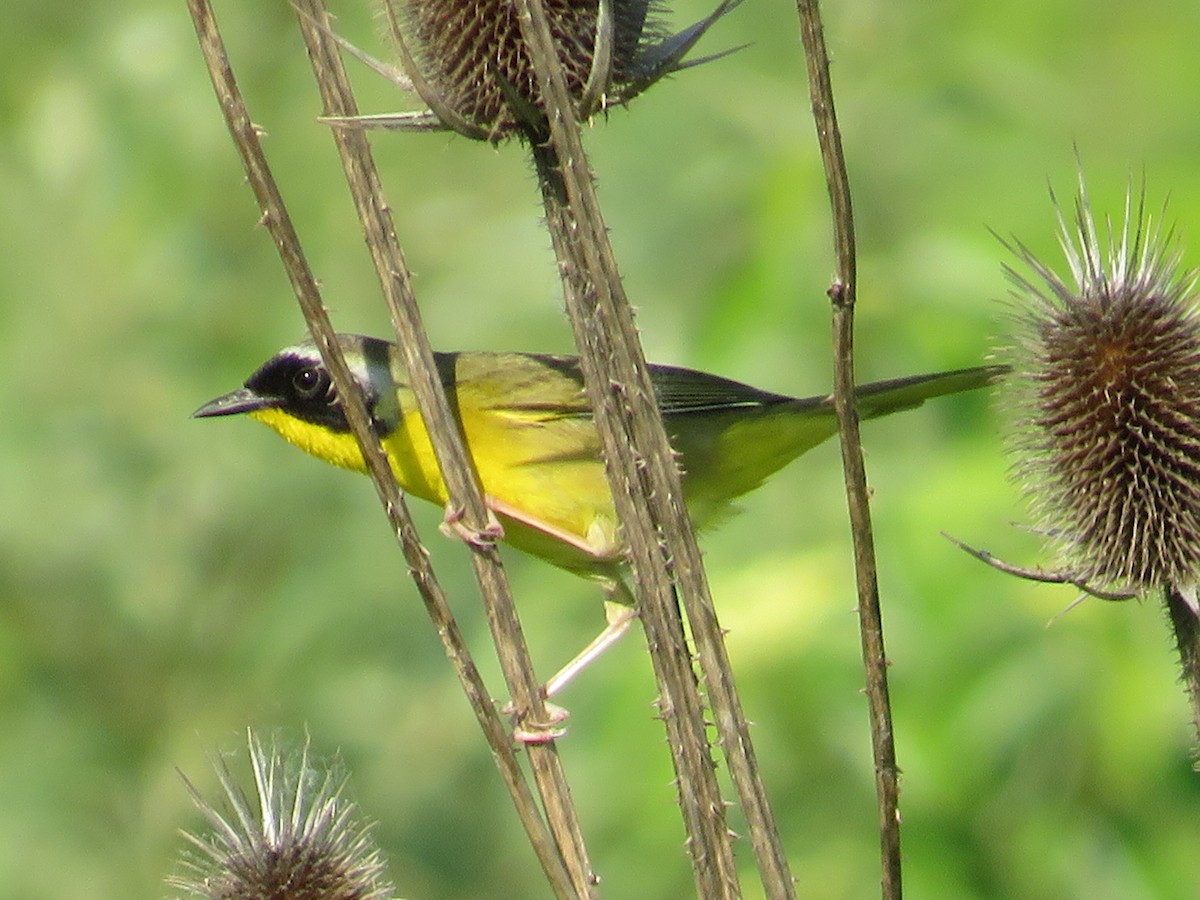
794, 2, 902, 897
514, 1, 795, 897
186, 1, 583, 895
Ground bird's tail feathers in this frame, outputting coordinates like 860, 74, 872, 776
844, 364, 1008, 421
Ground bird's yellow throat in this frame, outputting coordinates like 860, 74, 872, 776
249, 408, 373, 475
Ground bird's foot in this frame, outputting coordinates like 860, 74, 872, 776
440, 503, 505, 548
502, 700, 570, 744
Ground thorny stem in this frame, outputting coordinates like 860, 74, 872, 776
529, 142, 740, 900
794, 1, 903, 897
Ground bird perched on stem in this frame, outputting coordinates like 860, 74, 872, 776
196, 334, 1002, 692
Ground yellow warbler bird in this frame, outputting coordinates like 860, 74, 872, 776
195, 334, 1002, 586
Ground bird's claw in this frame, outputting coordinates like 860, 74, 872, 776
502, 700, 570, 745
440, 503, 505, 548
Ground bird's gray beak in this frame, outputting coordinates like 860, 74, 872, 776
192, 388, 278, 419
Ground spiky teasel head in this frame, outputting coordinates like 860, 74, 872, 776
381, 0, 741, 141
169, 731, 395, 900
1002, 176, 1200, 597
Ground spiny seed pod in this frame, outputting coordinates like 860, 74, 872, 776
169, 732, 395, 900
381, 0, 741, 140
1002, 178, 1200, 596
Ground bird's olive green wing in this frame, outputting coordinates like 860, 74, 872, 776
451, 355, 810, 569
448, 352, 592, 425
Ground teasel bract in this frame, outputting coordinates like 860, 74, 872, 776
371, 0, 743, 141
169, 732, 395, 900
1001, 174, 1200, 602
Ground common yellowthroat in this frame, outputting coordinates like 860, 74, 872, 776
195, 334, 1002, 586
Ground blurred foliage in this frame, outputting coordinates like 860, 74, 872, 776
3, 0, 1200, 897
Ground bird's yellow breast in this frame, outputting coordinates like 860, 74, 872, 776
249, 398, 623, 574
249, 407, 448, 503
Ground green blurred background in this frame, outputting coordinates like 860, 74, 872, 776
4, 0, 1200, 896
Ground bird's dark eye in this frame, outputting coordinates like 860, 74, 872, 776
291, 366, 330, 402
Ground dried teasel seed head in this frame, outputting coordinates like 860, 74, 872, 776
382, 0, 741, 140
169, 732, 396, 900
1002, 175, 1200, 596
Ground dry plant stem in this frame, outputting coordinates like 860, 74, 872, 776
515, 21, 736, 900
186, 2, 580, 896
530, 145, 738, 900
1165, 587, 1200, 749
941, 532, 1138, 602
290, 1, 598, 894
794, 1, 902, 897
514, 1, 795, 897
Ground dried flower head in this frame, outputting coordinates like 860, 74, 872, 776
1002, 175, 1200, 596
375, 0, 742, 140
169, 732, 396, 900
